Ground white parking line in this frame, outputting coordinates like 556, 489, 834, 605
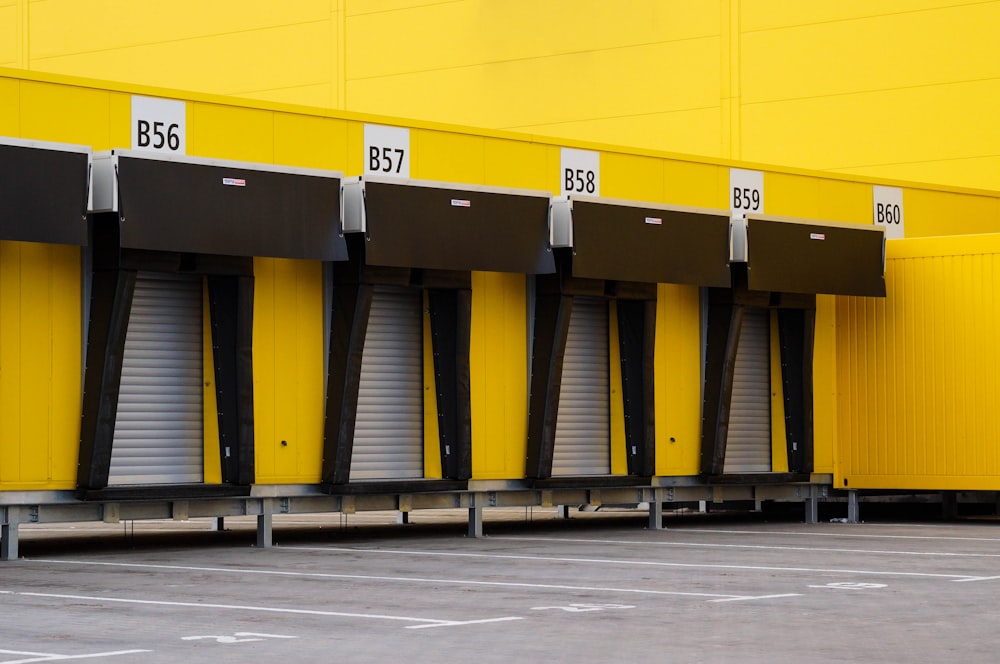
491, 535, 1000, 558
4, 589, 515, 629
679, 528, 1000, 543
23, 559, 755, 601
285, 545, 984, 581
0, 649, 149, 663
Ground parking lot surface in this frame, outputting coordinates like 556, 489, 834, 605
3, 509, 1000, 663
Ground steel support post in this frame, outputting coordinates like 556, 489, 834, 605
468, 495, 483, 538
257, 500, 274, 548
847, 490, 859, 524
804, 487, 819, 524
648, 490, 664, 530
1, 507, 19, 561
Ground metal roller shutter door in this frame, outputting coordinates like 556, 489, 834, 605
351, 286, 424, 480
552, 297, 611, 476
109, 272, 204, 485
724, 307, 771, 473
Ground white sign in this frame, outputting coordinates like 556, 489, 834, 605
131, 96, 186, 154
560, 148, 600, 196
873, 185, 904, 239
730, 168, 763, 219
364, 124, 410, 178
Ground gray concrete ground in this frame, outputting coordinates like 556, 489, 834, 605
3, 508, 1000, 663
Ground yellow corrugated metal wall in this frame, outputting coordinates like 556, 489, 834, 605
837, 234, 1000, 490
6, 1, 998, 190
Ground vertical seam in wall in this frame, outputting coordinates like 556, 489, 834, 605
731, 0, 742, 161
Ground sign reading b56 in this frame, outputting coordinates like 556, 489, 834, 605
131, 96, 186, 155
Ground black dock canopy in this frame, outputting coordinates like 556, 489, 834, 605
342, 176, 555, 273
742, 215, 886, 297
91, 149, 346, 261
548, 196, 731, 286
0, 137, 91, 246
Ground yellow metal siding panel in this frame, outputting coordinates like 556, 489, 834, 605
516, 109, 723, 161
608, 301, 627, 476
202, 280, 221, 485
18, 80, 112, 148
188, 102, 273, 163
769, 310, 788, 473
663, 160, 728, 211
483, 138, 551, 192
30, 1, 332, 59
0, 241, 80, 490
422, 291, 442, 479
601, 152, 664, 203
741, 4, 1000, 104
0, 5, 16, 66
470, 271, 528, 480
348, 1, 718, 80
903, 189, 1000, 238
346, 37, 720, 130
812, 295, 836, 474
411, 129, 485, 184
273, 114, 349, 171
0, 76, 18, 141
654, 283, 701, 476
252, 258, 324, 484
837, 239, 1000, 490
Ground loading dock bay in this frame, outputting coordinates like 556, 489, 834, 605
3, 511, 999, 662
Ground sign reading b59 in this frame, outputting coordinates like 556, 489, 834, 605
131, 96, 186, 155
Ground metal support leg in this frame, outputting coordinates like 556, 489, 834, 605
467, 494, 484, 538
257, 500, 273, 548
942, 491, 958, 520
555, 505, 571, 519
847, 490, 859, 524
396, 511, 410, 525
648, 491, 664, 530
1, 508, 19, 561
210, 517, 225, 532
805, 492, 819, 525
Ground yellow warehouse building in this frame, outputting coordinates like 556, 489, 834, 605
1, 2, 1000, 558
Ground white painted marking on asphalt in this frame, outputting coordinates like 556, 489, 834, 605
492, 535, 1000, 558
953, 575, 1000, 583
8, 590, 453, 627
0, 649, 150, 663
807, 583, 887, 590
680, 528, 1000, 543
708, 594, 803, 603
26, 559, 750, 600
286, 545, 984, 581
405, 617, 524, 630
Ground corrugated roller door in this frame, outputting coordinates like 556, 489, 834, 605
552, 297, 611, 476
724, 307, 771, 473
109, 272, 204, 485
351, 286, 424, 480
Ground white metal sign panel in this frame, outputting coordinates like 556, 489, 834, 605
873, 185, 904, 239
560, 147, 600, 196
364, 124, 410, 179
131, 96, 186, 155
730, 168, 764, 220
